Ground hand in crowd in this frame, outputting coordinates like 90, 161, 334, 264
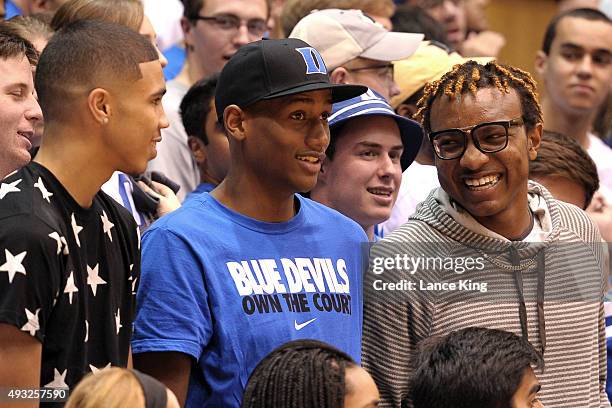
461, 30, 506, 58
137, 180, 181, 218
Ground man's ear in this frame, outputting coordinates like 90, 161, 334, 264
528, 122, 543, 161
180, 17, 195, 51
330, 67, 350, 84
88, 88, 112, 126
188, 136, 207, 164
224, 105, 247, 142
534, 50, 548, 78
396, 103, 418, 119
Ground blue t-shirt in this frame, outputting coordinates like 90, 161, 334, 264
183, 182, 215, 204
4, 0, 21, 19
162, 44, 185, 81
132, 193, 368, 407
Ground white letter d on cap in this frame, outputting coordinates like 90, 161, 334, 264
295, 47, 328, 75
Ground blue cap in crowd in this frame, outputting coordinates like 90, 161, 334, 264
328, 89, 424, 171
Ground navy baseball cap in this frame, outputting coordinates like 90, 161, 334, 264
328, 89, 424, 171
215, 38, 367, 122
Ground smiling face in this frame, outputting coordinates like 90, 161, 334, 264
430, 87, 540, 229
106, 60, 169, 174
316, 115, 403, 235
536, 16, 612, 116
183, 0, 268, 80
239, 89, 332, 194
0, 55, 42, 178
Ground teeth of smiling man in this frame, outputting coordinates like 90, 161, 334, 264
296, 155, 319, 163
368, 188, 391, 196
464, 175, 499, 187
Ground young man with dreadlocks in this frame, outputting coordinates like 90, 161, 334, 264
361, 60, 609, 407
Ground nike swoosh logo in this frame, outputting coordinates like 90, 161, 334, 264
294, 317, 317, 330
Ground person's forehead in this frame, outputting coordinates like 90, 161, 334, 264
0, 56, 33, 87
200, 0, 268, 18
336, 116, 402, 147
430, 87, 521, 128
553, 16, 612, 51
274, 89, 333, 105
129, 60, 165, 91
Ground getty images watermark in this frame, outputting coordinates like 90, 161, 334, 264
370, 254, 489, 293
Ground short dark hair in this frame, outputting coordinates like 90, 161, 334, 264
180, 74, 219, 145
242, 339, 356, 408
529, 130, 599, 209
541, 8, 611, 54
391, 5, 451, 49
415, 60, 543, 134
35, 19, 158, 123
0, 21, 39, 65
411, 327, 543, 408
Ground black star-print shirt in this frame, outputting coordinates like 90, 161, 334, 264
0, 162, 140, 399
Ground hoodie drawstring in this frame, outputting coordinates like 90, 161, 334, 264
510, 246, 546, 357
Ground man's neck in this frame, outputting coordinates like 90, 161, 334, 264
211, 171, 297, 223
473, 204, 533, 241
542, 98, 594, 148
34, 128, 114, 208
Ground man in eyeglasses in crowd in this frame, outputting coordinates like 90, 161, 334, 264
148, 0, 269, 200
362, 60, 609, 407
289, 8, 423, 102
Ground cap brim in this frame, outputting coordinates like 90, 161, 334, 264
331, 111, 423, 171
361, 32, 424, 62
263, 82, 367, 103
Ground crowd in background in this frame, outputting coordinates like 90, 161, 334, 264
0, 0, 611, 407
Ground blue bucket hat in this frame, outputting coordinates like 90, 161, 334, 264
327, 89, 424, 171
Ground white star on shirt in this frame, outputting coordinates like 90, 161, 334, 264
100, 210, 114, 242
131, 277, 138, 295
48, 232, 69, 255
115, 308, 122, 335
71, 213, 83, 247
45, 368, 68, 389
84, 320, 89, 343
89, 362, 111, 374
63, 271, 78, 304
0, 249, 27, 283
0, 179, 21, 199
136, 226, 141, 250
34, 177, 53, 203
20, 308, 40, 336
86, 264, 106, 296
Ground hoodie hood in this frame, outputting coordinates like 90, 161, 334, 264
409, 180, 563, 262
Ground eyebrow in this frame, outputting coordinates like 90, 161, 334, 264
357, 141, 404, 150
285, 95, 333, 105
150, 88, 166, 98
2, 82, 30, 91
560, 42, 612, 55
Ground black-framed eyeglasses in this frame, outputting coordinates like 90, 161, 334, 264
429, 117, 525, 160
346, 63, 394, 82
191, 14, 267, 37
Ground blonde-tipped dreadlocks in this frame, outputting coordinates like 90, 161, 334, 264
415, 61, 543, 133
